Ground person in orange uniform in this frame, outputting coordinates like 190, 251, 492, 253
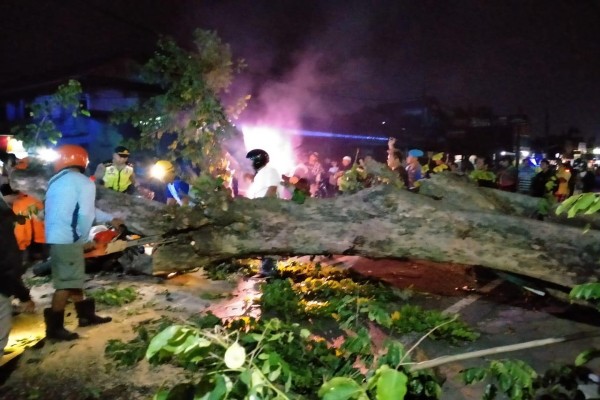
555, 162, 571, 203
0, 152, 47, 260
12, 192, 45, 252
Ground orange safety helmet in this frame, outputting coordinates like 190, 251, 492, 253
54, 145, 89, 173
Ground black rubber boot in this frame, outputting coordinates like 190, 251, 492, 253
256, 258, 277, 278
43, 308, 79, 341
75, 299, 112, 327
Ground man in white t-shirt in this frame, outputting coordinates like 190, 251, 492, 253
246, 149, 281, 276
246, 149, 281, 199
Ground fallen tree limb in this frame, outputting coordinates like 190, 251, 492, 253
409, 330, 600, 372
12, 167, 600, 287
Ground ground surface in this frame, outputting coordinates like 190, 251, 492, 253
1, 256, 599, 399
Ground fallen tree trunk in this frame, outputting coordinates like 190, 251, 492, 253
12, 167, 600, 288
150, 181, 600, 288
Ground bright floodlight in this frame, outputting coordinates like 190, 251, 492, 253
241, 125, 296, 175
7, 138, 28, 159
520, 150, 530, 157
593, 148, 600, 155
37, 148, 59, 162
150, 164, 166, 180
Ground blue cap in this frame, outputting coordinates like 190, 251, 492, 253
408, 149, 423, 157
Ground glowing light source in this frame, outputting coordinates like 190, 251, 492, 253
7, 138, 28, 159
37, 148, 59, 162
520, 150, 530, 157
294, 130, 387, 142
241, 126, 298, 175
150, 163, 167, 180
593, 148, 600, 155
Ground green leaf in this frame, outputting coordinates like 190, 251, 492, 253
556, 194, 580, 215
153, 389, 170, 400
318, 377, 363, 400
497, 373, 512, 392
574, 194, 597, 212
462, 367, 487, 384
509, 383, 523, 400
207, 374, 230, 400
300, 328, 311, 339
380, 341, 404, 367
567, 205, 579, 218
375, 367, 408, 400
239, 369, 251, 386
261, 359, 271, 374
570, 283, 600, 301
171, 334, 200, 355
268, 366, 281, 381
146, 325, 184, 360
584, 199, 600, 215
574, 348, 600, 366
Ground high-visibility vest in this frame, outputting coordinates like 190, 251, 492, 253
13, 193, 45, 250
103, 164, 134, 192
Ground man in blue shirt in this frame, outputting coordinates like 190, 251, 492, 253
44, 145, 111, 341
151, 160, 194, 206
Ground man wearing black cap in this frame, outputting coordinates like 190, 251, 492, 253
94, 146, 136, 194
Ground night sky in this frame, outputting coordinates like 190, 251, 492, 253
2, 0, 600, 137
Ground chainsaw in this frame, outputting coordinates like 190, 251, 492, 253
84, 226, 176, 258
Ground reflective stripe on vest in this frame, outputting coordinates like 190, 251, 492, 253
103, 165, 133, 192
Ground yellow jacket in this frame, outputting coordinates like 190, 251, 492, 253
103, 164, 134, 192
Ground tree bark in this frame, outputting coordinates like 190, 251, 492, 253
12, 167, 600, 288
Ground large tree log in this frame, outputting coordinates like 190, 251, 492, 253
151, 182, 600, 288
11, 167, 600, 288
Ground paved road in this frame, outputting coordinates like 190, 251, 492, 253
327, 255, 600, 399
420, 281, 599, 398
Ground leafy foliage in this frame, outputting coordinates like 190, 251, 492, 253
113, 29, 246, 190
105, 317, 176, 367
110, 259, 600, 400
11, 79, 90, 147
89, 286, 137, 306
569, 282, 600, 302
143, 316, 442, 399
461, 359, 537, 400
260, 261, 478, 344
461, 352, 600, 400
555, 193, 600, 218
103, 259, 448, 399
338, 165, 371, 194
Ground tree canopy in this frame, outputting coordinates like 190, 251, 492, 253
115, 29, 248, 180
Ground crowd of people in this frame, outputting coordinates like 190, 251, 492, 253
2, 138, 600, 353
